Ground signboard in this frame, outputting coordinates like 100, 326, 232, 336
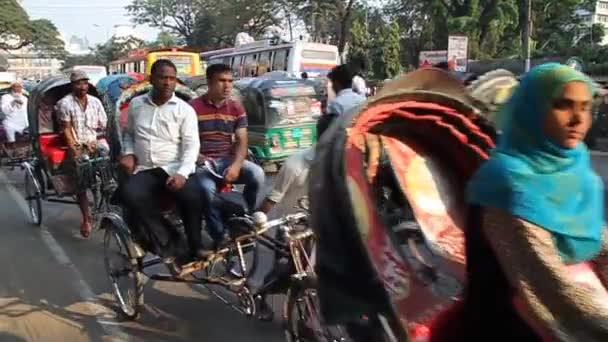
447, 35, 469, 72
566, 57, 584, 72
419, 50, 448, 68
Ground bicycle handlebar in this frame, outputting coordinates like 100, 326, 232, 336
260, 212, 307, 230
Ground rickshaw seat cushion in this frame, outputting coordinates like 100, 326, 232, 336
39, 134, 68, 165
214, 192, 248, 217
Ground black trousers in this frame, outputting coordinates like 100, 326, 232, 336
120, 168, 203, 258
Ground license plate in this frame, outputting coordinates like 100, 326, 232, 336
292, 128, 302, 139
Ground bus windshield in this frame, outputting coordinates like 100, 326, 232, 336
155, 54, 195, 75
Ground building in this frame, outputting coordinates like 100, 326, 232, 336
580, 0, 608, 45
594, 0, 608, 45
0, 47, 63, 81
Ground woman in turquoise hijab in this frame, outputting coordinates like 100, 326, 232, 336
463, 63, 608, 341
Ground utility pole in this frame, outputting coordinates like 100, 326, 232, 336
523, 0, 532, 72
160, 0, 165, 34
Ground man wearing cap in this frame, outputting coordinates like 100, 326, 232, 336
1, 80, 29, 148
57, 70, 108, 238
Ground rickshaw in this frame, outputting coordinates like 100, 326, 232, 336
0, 86, 32, 168
184, 75, 207, 96
238, 77, 322, 172
101, 81, 321, 331
21, 76, 115, 227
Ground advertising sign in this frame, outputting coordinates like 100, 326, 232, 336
419, 50, 448, 68
447, 35, 469, 72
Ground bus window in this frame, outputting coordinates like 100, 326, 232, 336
301, 50, 338, 61
273, 49, 288, 71
244, 54, 258, 77
257, 51, 271, 76
232, 55, 243, 76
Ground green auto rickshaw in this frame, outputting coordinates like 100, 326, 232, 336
238, 77, 322, 172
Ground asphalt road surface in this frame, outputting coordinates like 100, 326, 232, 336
0, 168, 285, 342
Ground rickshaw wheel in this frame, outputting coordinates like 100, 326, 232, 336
284, 286, 350, 342
24, 165, 42, 226
103, 222, 144, 320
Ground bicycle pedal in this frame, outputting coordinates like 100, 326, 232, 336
179, 260, 207, 277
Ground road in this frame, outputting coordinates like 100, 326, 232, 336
0, 168, 285, 342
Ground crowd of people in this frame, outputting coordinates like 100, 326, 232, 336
2, 56, 608, 341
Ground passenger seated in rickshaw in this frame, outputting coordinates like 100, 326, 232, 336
1, 80, 29, 148
58, 71, 108, 238
119, 60, 203, 270
190, 64, 265, 256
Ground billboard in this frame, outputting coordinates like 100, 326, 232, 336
447, 35, 469, 72
419, 50, 448, 68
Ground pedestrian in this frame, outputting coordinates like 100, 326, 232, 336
465, 63, 608, 340
326, 65, 366, 116
1, 80, 28, 148
301, 72, 309, 80
352, 61, 368, 96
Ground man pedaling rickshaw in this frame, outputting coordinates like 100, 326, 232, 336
58, 71, 108, 238
119, 60, 203, 273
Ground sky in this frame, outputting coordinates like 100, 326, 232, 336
22, 0, 158, 46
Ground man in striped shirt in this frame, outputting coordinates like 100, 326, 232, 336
190, 64, 265, 252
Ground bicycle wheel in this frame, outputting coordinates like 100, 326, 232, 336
103, 222, 144, 320
284, 286, 350, 342
24, 165, 42, 226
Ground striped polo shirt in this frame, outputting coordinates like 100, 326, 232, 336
189, 95, 248, 159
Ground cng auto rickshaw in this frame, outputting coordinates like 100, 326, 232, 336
238, 77, 322, 172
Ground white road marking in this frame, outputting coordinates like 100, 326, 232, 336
0, 170, 132, 341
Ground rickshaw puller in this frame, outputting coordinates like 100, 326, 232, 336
119, 60, 202, 269
190, 64, 265, 258
58, 70, 108, 238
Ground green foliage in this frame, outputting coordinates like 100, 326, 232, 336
0, 0, 66, 57
128, 0, 283, 49
91, 36, 146, 66
347, 18, 372, 74
375, 22, 402, 79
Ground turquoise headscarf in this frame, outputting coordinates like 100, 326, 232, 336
467, 63, 604, 264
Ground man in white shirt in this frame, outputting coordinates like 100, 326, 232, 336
119, 60, 202, 265
352, 62, 368, 97
326, 65, 366, 116
1, 80, 29, 147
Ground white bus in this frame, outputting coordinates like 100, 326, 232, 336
63, 65, 107, 85
201, 39, 339, 79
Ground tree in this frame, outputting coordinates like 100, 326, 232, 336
347, 17, 372, 75
0, 0, 66, 57
127, 0, 206, 46
373, 21, 402, 79
91, 36, 146, 67
290, 0, 358, 56
147, 32, 178, 48
128, 0, 283, 49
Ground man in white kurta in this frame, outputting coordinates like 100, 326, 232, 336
1, 81, 29, 145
